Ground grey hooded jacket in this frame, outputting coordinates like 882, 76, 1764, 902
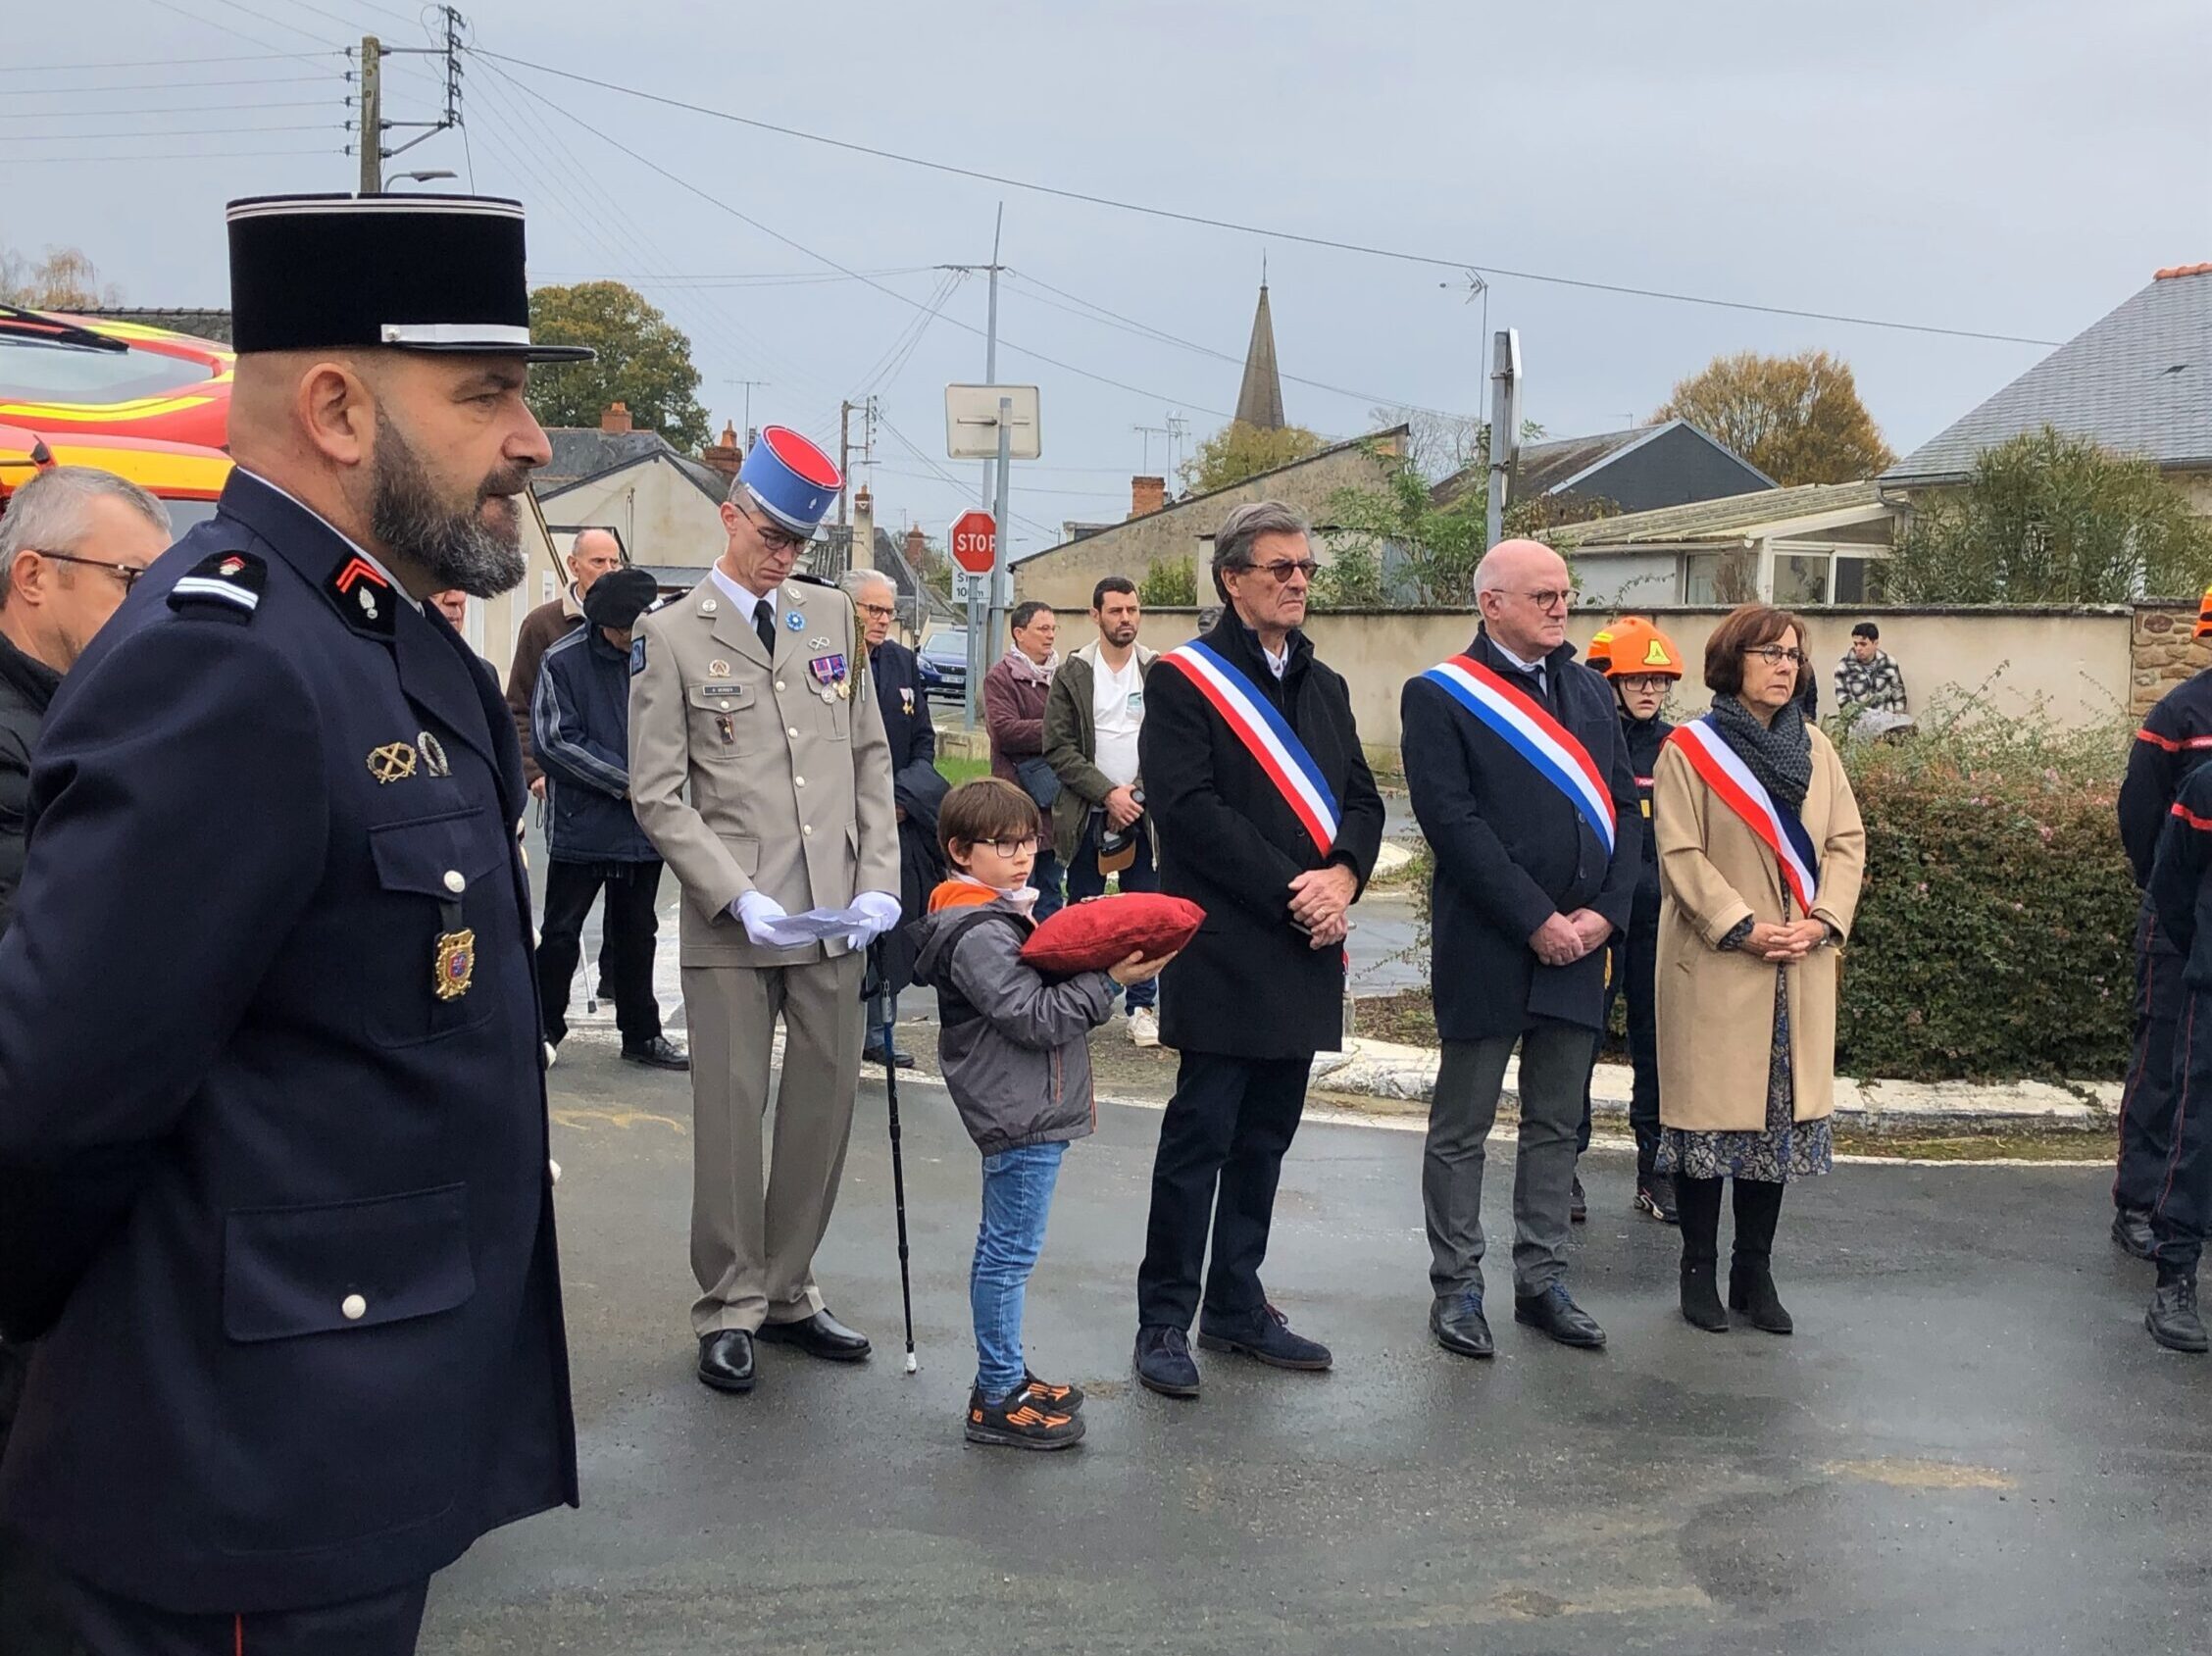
910, 893, 1116, 1155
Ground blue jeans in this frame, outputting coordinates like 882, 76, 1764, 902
1066, 816, 1158, 1013
972, 1140, 1069, 1400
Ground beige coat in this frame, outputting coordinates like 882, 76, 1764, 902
1653, 723, 1866, 1131
628, 575, 898, 968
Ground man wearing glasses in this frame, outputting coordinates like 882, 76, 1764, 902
0, 464, 169, 1656
1402, 537, 1641, 1357
628, 427, 900, 1396
1131, 500, 1384, 1400
840, 567, 941, 1068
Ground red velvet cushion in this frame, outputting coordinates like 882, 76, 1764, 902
1019, 892, 1205, 977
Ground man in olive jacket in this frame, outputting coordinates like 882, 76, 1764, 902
1131, 502, 1383, 1402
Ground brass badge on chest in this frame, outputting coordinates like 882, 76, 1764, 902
434, 928, 477, 999
368, 741, 418, 784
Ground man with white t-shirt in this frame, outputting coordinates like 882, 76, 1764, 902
1044, 575, 1162, 1044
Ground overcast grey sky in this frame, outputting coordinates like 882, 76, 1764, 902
10, 0, 2208, 554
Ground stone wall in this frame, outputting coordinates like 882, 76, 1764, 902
2131, 603, 2212, 719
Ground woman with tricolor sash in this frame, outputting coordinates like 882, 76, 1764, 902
1651, 604, 1865, 1336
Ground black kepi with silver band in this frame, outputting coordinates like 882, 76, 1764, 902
226, 192, 592, 362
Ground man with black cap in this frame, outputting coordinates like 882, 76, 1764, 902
629, 427, 900, 1396
0, 193, 582, 1654
531, 564, 687, 1071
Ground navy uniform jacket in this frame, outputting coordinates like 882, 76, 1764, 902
2150, 765, 2212, 985
1139, 612, 1384, 1060
2121, 666, 2212, 889
0, 472, 575, 1614
1622, 706, 1675, 912
1401, 628, 1642, 1042
870, 636, 944, 996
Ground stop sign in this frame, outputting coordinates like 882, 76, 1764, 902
949, 509, 996, 575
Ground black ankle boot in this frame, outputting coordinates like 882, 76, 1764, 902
1728, 1259, 1793, 1334
1675, 1176, 1727, 1331
1680, 1258, 1728, 1331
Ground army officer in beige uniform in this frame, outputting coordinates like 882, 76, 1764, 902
629, 427, 899, 1394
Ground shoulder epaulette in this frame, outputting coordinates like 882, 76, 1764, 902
167, 550, 265, 625
786, 571, 833, 589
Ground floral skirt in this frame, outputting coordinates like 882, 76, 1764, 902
1657, 966, 1834, 1184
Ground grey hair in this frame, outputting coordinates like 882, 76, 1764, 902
838, 568, 896, 603
0, 466, 171, 605
1211, 499, 1309, 592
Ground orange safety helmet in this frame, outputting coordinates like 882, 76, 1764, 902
2195, 584, 2212, 640
1594, 616, 1684, 680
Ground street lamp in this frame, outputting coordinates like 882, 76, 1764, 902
390, 169, 456, 189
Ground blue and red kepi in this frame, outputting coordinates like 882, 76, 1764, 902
737, 425, 842, 539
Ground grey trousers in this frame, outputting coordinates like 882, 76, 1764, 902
1424, 1022, 1597, 1298
683, 952, 865, 1336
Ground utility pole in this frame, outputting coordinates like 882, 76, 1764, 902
1485, 327, 1523, 553
725, 378, 767, 447
355, 35, 382, 192
838, 400, 853, 528
988, 392, 1013, 673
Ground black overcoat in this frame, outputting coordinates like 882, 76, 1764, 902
1401, 627, 1642, 1041
0, 472, 575, 1613
1140, 612, 1383, 1060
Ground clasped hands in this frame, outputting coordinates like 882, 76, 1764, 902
1739, 918, 1830, 963
1287, 863, 1360, 951
733, 889, 904, 951
1529, 909, 1614, 968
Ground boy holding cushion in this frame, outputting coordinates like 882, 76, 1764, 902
911, 778, 1175, 1448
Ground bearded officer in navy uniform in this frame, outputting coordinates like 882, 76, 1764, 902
0, 193, 582, 1654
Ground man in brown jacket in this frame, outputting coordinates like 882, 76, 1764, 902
505, 526, 624, 793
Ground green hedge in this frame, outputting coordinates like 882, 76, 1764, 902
1835, 758, 2134, 1082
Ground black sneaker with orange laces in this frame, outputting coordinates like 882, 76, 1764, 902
1023, 1371, 1085, 1412
965, 1380, 1085, 1450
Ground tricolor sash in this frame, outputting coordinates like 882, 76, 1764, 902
1668, 717, 1820, 912
1159, 639, 1339, 853
1420, 655, 1617, 855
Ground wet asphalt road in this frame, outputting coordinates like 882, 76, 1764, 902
421, 1038, 2210, 1656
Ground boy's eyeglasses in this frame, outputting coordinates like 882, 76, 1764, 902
1618, 675, 1673, 694
983, 834, 1039, 858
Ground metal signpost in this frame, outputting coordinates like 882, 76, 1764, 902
948, 507, 996, 728
944, 384, 1041, 728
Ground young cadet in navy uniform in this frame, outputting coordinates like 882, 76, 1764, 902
0, 193, 583, 1655
2141, 762, 2212, 1350
2114, 589, 2212, 1262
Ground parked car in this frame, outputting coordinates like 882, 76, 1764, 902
919, 628, 971, 704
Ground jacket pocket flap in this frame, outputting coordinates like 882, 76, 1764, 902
368, 807, 501, 898
687, 683, 756, 711
224, 1184, 476, 1342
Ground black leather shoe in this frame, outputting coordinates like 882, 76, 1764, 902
1430, 1290, 1494, 1359
2113, 1207, 2157, 1262
1514, 1283, 1606, 1349
862, 1041, 917, 1070
2148, 1272, 2208, 1353
1133, 1325, 1201, 1397
1198, 1302, 1332, 1371
697, 1330, 755, 1392
622, 1034, 690, 1072
756, 1307, 872, 1362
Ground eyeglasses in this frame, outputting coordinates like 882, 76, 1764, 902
857, 602, 897, 621
741, 510, 809, 555
1743, 645, 1808, 667
38, 551, 148, 591
1618, 675, 1674, 694
1238, 558, 1318, 583
1516, 588, 1573, 612
983, 833, 1038, 858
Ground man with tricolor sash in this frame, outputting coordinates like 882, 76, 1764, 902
1403, 537, 1641, 1356
1130, 501, 1384, 1400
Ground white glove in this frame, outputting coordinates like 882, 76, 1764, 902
733, 890, 791, 947
845, 889, 905, 950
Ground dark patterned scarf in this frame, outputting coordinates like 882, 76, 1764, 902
1707, 692, 1812, 811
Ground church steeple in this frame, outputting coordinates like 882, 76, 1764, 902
1233, 271, 1285, 431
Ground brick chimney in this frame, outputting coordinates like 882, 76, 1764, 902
700, 421, 741, 479
1130, 475, 1166, 519
599, 401, 632, 433
905, 525, 929, 569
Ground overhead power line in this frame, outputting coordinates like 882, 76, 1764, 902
0, 75, 337, 93
139, 0, 342, 73
14, 122, 340, 138
0, 51, 338, 72
17, 143, 335, 162
478, 48, 2064, 350
0, 101, 334, 119
470, 54, 1237, 420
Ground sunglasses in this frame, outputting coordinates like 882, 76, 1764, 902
1237, 557, 1319, 584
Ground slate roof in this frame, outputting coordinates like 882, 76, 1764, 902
537, 427, 726, 503
1883, 265, 2212, 484
1551, 479, 1885, 548
1433, 419, 1775, 505
79, 307, 234, 344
